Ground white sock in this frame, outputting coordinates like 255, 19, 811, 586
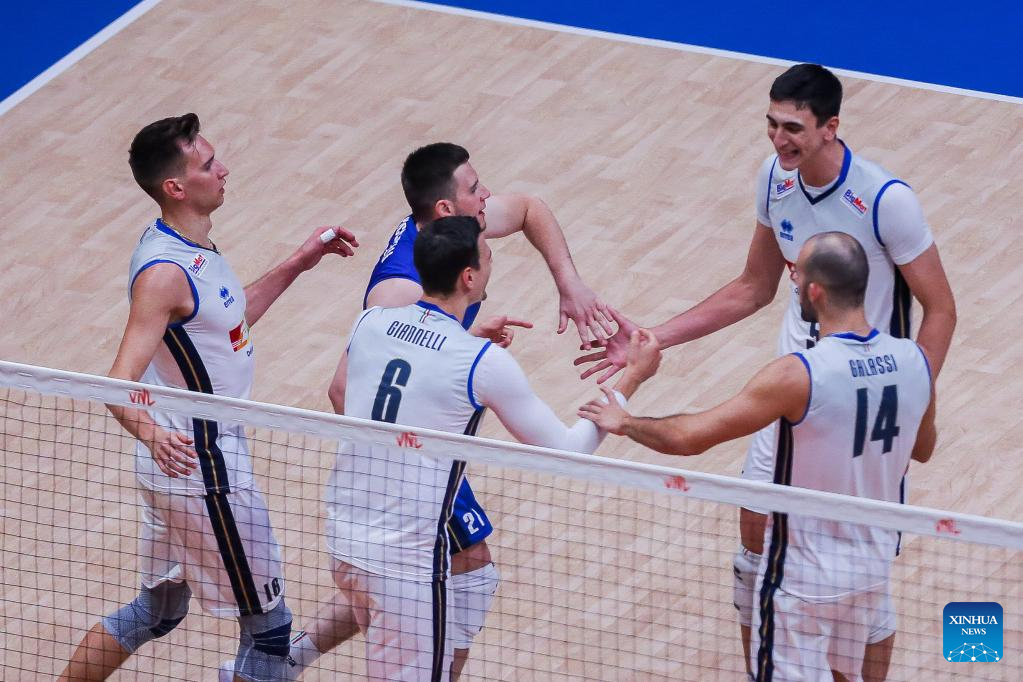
286, 630, 322, 680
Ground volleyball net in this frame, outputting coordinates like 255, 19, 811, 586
2, 360, 1020, 681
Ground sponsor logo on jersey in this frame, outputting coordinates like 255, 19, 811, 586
129, 388, 155, 406
189, 253, 209, 276
220, 285, 236, 308
229, 319, 251, 352
775, 176, 796, 197
943, 602, 1002, 663
841, 188, 869, 216
396, 431, 423, 449
779, 218, 795, 241
664, 475, 690, 491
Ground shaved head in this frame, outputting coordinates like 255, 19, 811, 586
800, 232, 870, 310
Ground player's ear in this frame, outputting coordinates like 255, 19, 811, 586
823, 115, 839, 142
807, 281, 824, 304
162, 177, 186, 202
435, 199, 455, 217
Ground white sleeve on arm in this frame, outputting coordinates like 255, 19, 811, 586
472, 345, 625, 454
755, 155, 777, 226
876, 182, 934, 265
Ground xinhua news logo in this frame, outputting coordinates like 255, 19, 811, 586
943, 602, 1002, 662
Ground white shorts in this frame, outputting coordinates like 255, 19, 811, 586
139, 486, 284, 618
332, 559, 453, 681
751, 578, 888, 681
449, 562, 499, 649
735, 547, 895, 643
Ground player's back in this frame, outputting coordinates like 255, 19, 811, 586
326, 302, 491, 580
774, 329, 932, 600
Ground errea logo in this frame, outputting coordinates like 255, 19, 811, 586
779, 219, 794, 241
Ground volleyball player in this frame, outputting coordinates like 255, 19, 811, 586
575, 64, 955, 679
581, 232, 936, 681
303, 215, 652, 680
58, 114, 357, 682
289, 143, 610, 679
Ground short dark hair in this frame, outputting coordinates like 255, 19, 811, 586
414, 216, 482, 295
769, 64, 842, 126
401, 143, 470, 218
128, 113, 201, 201
803, 232, 869, 309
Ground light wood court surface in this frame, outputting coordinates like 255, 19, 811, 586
1, 0, 1022, 679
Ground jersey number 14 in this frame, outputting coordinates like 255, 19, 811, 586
853, 384, 900, 457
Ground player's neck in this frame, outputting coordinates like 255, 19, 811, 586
798, 139, 845, 188
160, 206, 215, 249
818, 309, 871, 339
419, 293, 469, 323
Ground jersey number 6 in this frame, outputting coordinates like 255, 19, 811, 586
372, 359, 412, 423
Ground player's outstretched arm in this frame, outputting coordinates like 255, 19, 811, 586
476, 329, 659, 455
244, 225, 358, 326
574, 223, 787, 383
484, 193, 612, 349
108, 264, 198, 477
580, 354, 807, 456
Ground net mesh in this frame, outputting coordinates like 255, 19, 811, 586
2, 362, 1020, 681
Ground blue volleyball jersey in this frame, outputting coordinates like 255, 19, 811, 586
365, 215, 482, 329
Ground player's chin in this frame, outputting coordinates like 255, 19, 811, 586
776, 151, 800, 170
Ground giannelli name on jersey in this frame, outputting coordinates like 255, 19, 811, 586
386, 321, 448, 352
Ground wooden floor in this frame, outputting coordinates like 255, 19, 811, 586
1, 0, 1022, 679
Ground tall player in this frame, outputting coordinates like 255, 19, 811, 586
575, 63, 956, 678
58, 114, 358, 682
580, 232, 936, 681
316, 142, 608, 678
312, 216, 653, 680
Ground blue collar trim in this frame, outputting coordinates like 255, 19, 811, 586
831, 328, 880, 342
798, 141, 852, 205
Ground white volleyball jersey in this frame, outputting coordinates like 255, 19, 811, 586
327, 302, 492, 581
757, 144, 934, 355
128, 219, 255, 495
765, 330, 931, 600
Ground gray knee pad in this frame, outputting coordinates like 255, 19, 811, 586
102, 582, 191, 653
732, 546, 762, 628
233, 600, 293, 682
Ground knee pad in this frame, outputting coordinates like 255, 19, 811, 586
449, 562, 500, 649
732, 546, 761, 628
102, 581, 191, 653
234, 600, 293, 682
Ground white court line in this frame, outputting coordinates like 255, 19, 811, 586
0, 0, 165, 118
371, 0, 1023, 105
